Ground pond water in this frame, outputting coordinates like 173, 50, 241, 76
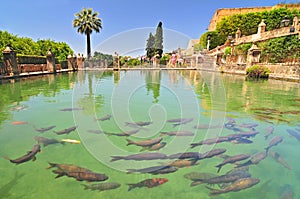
0, 70, 299, 199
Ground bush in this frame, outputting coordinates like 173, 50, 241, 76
246, 65, 270, 79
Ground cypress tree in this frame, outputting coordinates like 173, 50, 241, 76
154, 21, 163, 58
146, 32, 155, 58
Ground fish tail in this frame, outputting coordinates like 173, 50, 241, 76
81, 184, 89, 190
110, 156, 122, 162
160, 132, 167, 137
126, 169, 136, 174
265, 147, 269, 153
46, 162, 57, 169
126, 139, 135, 146
216, 164, 222, 173
235, 161, 250, 168
3, 156, 11, 161
127, 184, 136, 191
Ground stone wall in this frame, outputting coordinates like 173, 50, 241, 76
219, 63, 300, 82
263, 64, 300, 81
208, 4, 300, 31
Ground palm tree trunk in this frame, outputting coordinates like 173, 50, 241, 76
87, 32, 91, 58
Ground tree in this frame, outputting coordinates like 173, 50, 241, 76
146, 33, 155, 58
73, 8, 102, 58
154, 21, 163, 57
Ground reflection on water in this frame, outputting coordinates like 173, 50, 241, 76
0, 70, 299, 199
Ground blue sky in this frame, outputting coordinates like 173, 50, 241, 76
1, 0, 280, 56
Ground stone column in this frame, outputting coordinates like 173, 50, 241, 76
67, 54, 73, 71
46, 48, 56, 73
3, 45, 18, 76
76, 53, 84, 69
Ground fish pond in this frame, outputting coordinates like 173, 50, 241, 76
0, 70, 299, 199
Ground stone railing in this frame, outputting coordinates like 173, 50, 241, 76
235, 27, 298, 45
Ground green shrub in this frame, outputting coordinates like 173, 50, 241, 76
223, 47, 232, 59
246, 65, 270, 79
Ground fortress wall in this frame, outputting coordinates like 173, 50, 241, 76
208, 4, 300, 31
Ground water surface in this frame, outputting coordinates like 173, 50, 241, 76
0, 70, 299, 199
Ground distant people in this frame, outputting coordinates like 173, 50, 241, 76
171, 51, 177, 67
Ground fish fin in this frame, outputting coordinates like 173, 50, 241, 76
172, 124, 179, 127
190, 181, 203, 187
190, 143, 198, 149
55, 174, 64, 178
32, 156, 36, 161
110, 156, 122, 162
205, 185, 218, 191
126, 139, 135, 146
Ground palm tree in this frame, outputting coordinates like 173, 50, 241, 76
73, 8, 102, 58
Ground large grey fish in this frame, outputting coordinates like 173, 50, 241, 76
160, 131, 194, 136
54, 126, 77, 135
34, 125, 56, 133
125, 121, 152, 128
172, 118, 194, 127
47, 162, 92, 173
184, 172, 218, 181
127, 178, 168, 191
168, 152, 202, 159
105, 129, 139, 137
207, 178, 260, 196
163, 159, 198, 168
87, 129, 105, 134
166, 118, 190, 123
236, 151, 267, 167
59, 108, 84, 111
5, 145, 41, 164
190, 137, 230, 148
268, 151, 291, 170
265, 136, 284, 152
82, 182, 121, 192
215, 154, 250, 173
34, 136, 64, 147
127, 165, 178, 175
286, 129, 300, 141
191, 171, 251, 187
52, 170, 108, 182
95, 114, 112, 121
193, 124, 223, 129
110, 152, 168, 162
264, 126, 274, 140
126, 137, 162, 147
199, 148, 227, 159
140, 142, 166, 151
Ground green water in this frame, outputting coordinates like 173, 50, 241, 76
0, 70, 299, 199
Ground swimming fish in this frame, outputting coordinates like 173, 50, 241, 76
127, 178, 168, 191
61, 139, 81, 144
82, 182, 121, 192
5, 145, 41, 164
